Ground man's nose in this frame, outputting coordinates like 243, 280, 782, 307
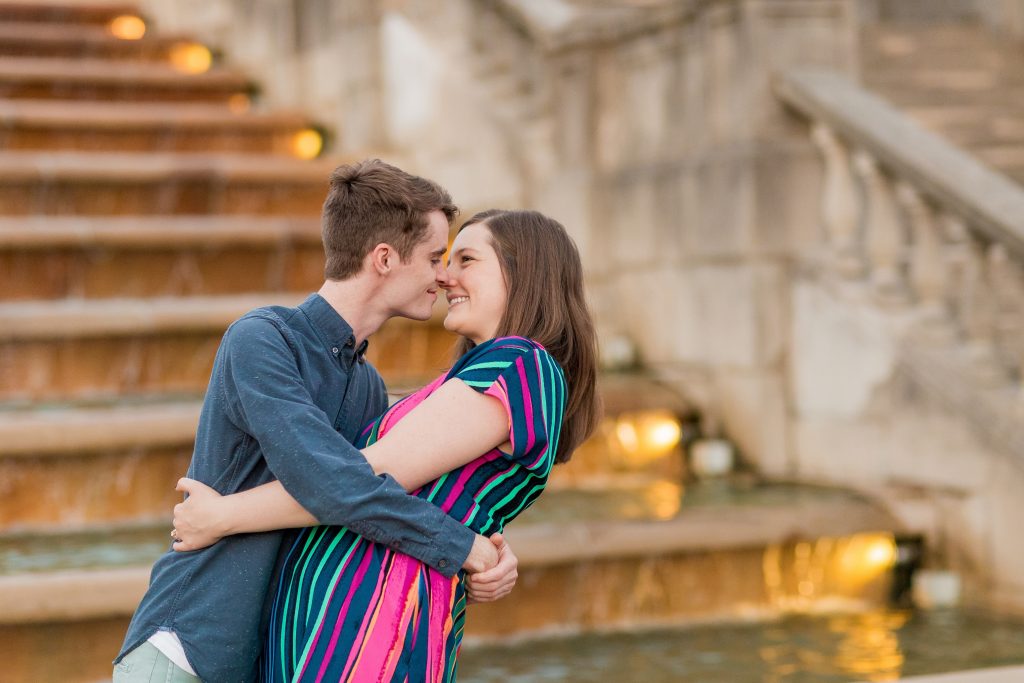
436, 264, 451, 286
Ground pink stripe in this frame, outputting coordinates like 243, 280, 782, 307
344, 555, 419, 680
426, 572, 458, 681
438, 458, 487, 512
515, 357, 536, 452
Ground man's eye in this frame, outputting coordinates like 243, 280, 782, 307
431, 258, 442, 265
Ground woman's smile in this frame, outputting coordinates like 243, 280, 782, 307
448, 296, 469, 307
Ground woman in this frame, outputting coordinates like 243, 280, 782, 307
172, 209, 599, 682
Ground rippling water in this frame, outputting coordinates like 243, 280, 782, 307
458, 609, 1024, 682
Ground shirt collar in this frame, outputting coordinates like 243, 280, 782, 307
298, 293, 369, 359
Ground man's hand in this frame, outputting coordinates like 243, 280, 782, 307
465, 533, 518, 604
171, 478, 228, 552
461, 532, 500, 573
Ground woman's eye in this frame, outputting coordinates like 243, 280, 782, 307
461, 255, 474, 263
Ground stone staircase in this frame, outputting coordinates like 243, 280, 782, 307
862, 22, 1024, 184
0, 4, 912, 682
0, 4, 457, 679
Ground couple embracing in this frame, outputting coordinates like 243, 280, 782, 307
113, 159, 600, 682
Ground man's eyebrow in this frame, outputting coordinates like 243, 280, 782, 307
430, 246, 447, 257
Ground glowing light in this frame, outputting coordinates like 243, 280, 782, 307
612, 410, 682, 463
228, 94, 251, 114
865, 538, 897, 569
169, 42, 213, 74
108, 15, 146, 40
290, 128, 324, 160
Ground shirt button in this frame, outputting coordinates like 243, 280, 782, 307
331, 347, 339, 355
346, 337, 355, 347
438, 559, 448, 569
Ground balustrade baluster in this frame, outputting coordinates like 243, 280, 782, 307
987, 244, 1024, 394
810, 124, 863, 278
958, 235, 1005, 385
898, 183, 952, 338
853, 151, 910, 307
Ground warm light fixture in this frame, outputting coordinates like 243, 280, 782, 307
290, 128, 324, 160
108, 15, 146, 40
613, 410, 682, 463
169, 42, 213, 74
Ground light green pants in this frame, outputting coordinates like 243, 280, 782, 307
113, 642, 201, 683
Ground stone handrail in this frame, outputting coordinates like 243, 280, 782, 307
776, 68, 1024, 258
775, 67, 1024, 430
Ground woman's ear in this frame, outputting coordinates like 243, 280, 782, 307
370, 243, 393, 275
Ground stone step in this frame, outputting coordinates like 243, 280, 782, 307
0, 294, 456, 404
0, 150, 339, 215
0, 55, 252, 103
0, 2, 137, 26
0, 216, 324, 301
0, 402, 197, 529
0, 99, 319, 154
0, 484, 904, 681
0, 20, 193, 61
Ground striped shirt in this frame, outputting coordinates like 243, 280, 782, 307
261, 336, 567, 682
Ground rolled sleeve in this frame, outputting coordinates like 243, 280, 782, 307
219, 315, 473, 576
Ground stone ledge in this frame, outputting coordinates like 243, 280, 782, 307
0, 20, 189, 48
0, 149, 342, 182
0, 98, 310, 130
0, 400, 200, 456
0, 55, 249, 90
0, 3, 137, 24
0, 291, 307, 340
0, 566, 149, 624
0, 215, 322, 249
505, 495, 900, 567
0, 493, 901, 624
873, 666, 1024, 682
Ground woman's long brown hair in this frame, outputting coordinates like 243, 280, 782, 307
453, 209, 601, 463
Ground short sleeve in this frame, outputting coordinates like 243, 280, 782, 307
452, 337, 567, 472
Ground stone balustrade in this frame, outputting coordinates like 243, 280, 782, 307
777, 69, 1024, 403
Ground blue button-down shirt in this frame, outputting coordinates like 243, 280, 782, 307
117, 294, 475, 682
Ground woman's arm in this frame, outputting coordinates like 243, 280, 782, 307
172, 379, 509, 546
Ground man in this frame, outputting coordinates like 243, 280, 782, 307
114, 160, 518, 682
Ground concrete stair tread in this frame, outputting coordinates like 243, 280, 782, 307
0, 98, 311, 130
0, 399, 201, 456
0, 484, 903, 623
0, 2, 137, 25
0, 55, 250, 89
0, 215, 322, 249
0, 149, 342, 181
0, 19, 189, 48
0, 291, 309, 340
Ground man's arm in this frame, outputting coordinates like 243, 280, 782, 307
216, 314, 483, 577
172, 476, 501, 574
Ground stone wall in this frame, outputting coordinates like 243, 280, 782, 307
136, 0, 860, 478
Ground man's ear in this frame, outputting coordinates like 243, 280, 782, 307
369, 243, 394, 275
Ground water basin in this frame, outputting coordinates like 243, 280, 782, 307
458, 608, 1024, 682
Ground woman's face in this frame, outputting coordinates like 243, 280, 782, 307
442, 223, 508, 345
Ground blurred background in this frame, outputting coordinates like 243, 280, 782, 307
4, 0, 1024, 680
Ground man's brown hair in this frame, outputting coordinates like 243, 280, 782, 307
453, 209, 601, 464
321, 159, 458, 280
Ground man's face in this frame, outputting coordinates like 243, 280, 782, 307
388, 209, 450, 321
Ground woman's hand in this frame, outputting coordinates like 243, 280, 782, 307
465, 533, 518, 603
171, 478, 229, 552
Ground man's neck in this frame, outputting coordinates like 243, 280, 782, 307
317, 278, 389, 346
